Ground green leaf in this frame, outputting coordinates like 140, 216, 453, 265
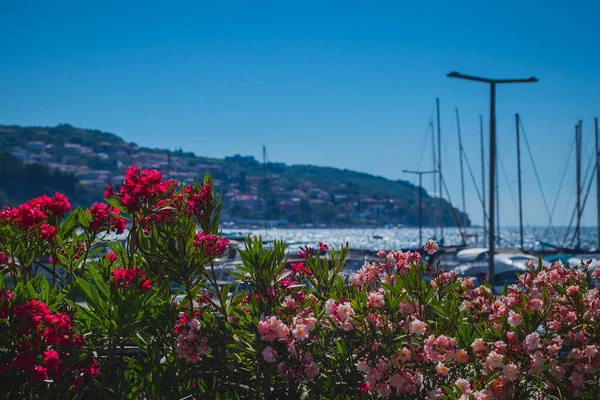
431, 304, 448, 319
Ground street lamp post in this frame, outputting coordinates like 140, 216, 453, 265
446, 72, 538, 287
403, 169, 438, 246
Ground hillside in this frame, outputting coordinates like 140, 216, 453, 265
0, 124, 470, 228
0, 152, 90, 207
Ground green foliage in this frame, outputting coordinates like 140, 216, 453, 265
0, 152, 89, 207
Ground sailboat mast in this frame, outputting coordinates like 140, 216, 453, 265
455, 108, 467, 244
436, 98, 443, 244
262, 145, 267, 229
516, 113, 524, 250
496, 166, 500, 246
576, 122, 582, 249
596, 117, 600, 249
431, 121, 437, 238
480, 115, 486, 247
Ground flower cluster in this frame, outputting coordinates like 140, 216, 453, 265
289, 262, 312, 278
325, 299, 356, 331
112, 267, 152, 292
115, 166, 168, 212
3, 167, 600, 398
185, 182, 213, 218
424, 239, 439, 255
0, 292, 97, 389
0, 193, 70, 243
193, 232, 229, 257
256, 312, 320, 381
174, 312, 211, 363
348, 248, 422, 289
0, 193, 70, 229
87, 202, 127, 234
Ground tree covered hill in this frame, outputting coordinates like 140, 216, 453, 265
0, 152, 89, 207
0, 124, 470, 227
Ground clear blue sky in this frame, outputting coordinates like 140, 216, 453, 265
1, 1, 599, 227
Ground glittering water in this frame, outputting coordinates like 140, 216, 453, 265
223, 226, 600, 251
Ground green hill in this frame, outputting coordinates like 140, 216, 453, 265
0, 152, 90, 207
0, 124, 470, 228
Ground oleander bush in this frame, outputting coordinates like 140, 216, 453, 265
0, 165, 599, 399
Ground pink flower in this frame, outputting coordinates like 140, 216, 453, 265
304, 362, 319, 378
484, 351, 504, 370
292, 324, 309, 341
592, 268, 600, 279
367, 291, 385, 308
524, 332, 540, 351
336, 302, 354, 321
471, 338, 486, 352
423, 239, 439, 255
261, 346, 277, 363
376, 382, 391, 397
398, 347, 411, 364
529, 297, 543, 311
428, 388, 443, 400
567, 285, 581, 297
548, 320, 561, 331
455, 378, 471, 395
455, 349, 469, 363
570, 371, 585, 387
503, 363, 520, 380
583, 345, 598, 358
507, 310, 522, 327
409, 319, 427, 335
436, 362, 450, 376
472, 390, 491, 400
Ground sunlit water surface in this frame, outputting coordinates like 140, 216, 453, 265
223, 226, 600, 252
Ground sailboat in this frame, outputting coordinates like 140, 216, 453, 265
540, 118, 600, 267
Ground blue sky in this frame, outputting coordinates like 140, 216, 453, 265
1, 1, 599, 227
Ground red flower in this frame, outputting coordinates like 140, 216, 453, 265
73, 334, 84, 348
318, 242, 329, 251
117, 166, 174, 213
193, 233, 229, 257
0, 288, 12, 303
138, 279, 153, 293
49, 193, 71, 216
358, 383, 370, 394
298, 247, 313, 259
88, 203, 127, 234
113, 267, 152, 293
104, 184, 114, 199
187, 183, 213, 218
72, 376, 84, 389
104, 252, 118, 263
31, 365, 48, 381
39, 224, 57, 240
82, 359, 99, 378
43, 349, 61, 374
0, 252, 7, 265
2, 193, 71, 230
11, 202, 47, 229
290, 262, 313, 278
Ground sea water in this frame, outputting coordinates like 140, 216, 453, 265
223, 226, 600, 251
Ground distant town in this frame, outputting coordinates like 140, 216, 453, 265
0, 124, 469, 228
